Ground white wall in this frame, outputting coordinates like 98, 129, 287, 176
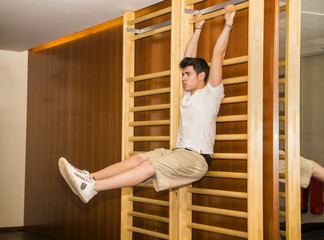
0, 50, 28, 227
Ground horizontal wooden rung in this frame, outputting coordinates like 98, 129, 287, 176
216, 114, 248, 122
280, 5, 286, 13
128, 226, 169, 240
128, 196, 169, 207
130, 152, 248, 160
129, 136, 170, 142
223, 55, 248, 66
279, 192, 286, 198
279, 210, 286, 218
128, 151, 145, 156
131, 25, 171, 40
279, 173, 285, 179
208, 56, 248, 67
188, 222, 248, 239
130, 87, 170, 97
130, 103, 170, 112
279, 135, 285, 141
279, 97, 285, 103
222, 95, 248, 104
185, 0, 205, 6
279, 78, 285, 84
189, 1, 249, 24
128, 211, 169, 223
279, 61, 285, 67
212, 153, 248, 159
223, 76, 248, 85
127, 7, 172, 25
127, 70, 170, 82
129, 120, 170, 127
280, 230, 286, 237
188, 204, 247, 218
279, 153, 285, 159
215, 134, 247, 141
136, 183, 154, 188
279, 116, 285, 121
205, 171, 247, 179
187, 187, 247, 199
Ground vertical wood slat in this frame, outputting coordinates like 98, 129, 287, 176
178, 1, 193, 239
263, 0, 280, 239
248, 0, 264, 239
121, 11, 135, 240
169, 0, 182, 239
285, 0, 301, 239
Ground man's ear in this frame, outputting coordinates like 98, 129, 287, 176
198, 72, 206, 82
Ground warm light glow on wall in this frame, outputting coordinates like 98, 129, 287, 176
31, 17, 123, 52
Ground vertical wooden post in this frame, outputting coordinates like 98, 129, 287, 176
169, 0, 182, 239
248, 0, 264, 239
263, 0, 280, 239
285, 0, 301, 239
178, 1, 193, 240
121, 11, 135, 240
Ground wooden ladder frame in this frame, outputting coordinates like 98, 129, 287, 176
122, 1, 182, 239
178, 0, 264, 239
122, 0, 265, 239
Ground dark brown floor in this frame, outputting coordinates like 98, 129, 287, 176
0, 228, 60, 240
1, 227, 324, 240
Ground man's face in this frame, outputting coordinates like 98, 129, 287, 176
181, 66, 205, 94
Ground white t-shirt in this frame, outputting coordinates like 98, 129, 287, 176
175, 82, 224, 154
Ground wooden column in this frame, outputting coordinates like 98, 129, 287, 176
248, 0, 264, 239
178, 1, 193, 239
285, 0, 301, 239
263, 0, 280, 239
169, 0, 182, 239
121, 11, 135, 240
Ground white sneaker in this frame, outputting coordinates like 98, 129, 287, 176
58, 157, 97, 203
58, 157, 89, 195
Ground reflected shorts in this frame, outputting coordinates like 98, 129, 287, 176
138, 148, 208, 192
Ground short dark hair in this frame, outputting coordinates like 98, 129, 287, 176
179, 57, 209, 83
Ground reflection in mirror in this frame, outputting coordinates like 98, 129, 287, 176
279, 0, 324, 237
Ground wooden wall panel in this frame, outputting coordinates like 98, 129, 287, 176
25, 18, 123, 240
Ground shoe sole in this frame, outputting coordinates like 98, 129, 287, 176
58, 158, 89, 203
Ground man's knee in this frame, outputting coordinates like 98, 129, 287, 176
127, 154, 144, 165
138, 159, 155, 176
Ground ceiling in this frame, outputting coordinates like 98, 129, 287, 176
279, 0, 324, 57
0, 0, 162, 52
0, 0, 323, 56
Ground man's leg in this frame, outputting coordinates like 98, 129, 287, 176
59, 156, 154, 202
312, 161, 324, 183
90, 154, 144, 180
95, 159, 155, 191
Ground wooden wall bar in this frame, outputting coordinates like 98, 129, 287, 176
25, 18, 123, 240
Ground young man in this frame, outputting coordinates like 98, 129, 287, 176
59, 5, 236, 203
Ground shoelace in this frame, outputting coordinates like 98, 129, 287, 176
70, 163, 89, 176
74, 172, 95, 184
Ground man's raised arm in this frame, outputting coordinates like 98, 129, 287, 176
208, 4, 236, 88
184, 14, 205, 58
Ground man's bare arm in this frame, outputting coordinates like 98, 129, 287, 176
184, 14, 205, 58
208, 5, 236, 88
